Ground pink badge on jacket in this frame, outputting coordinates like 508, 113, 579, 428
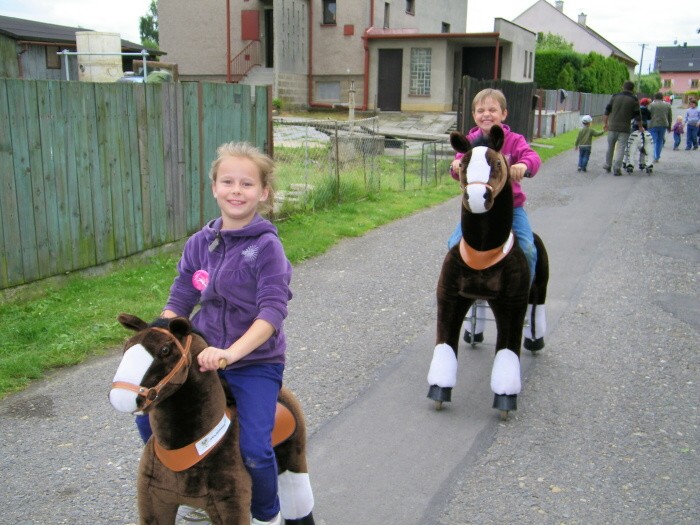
192, 270, 209, 291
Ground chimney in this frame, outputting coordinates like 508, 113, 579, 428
555, 1, 564, 12
578, 13, 587, 27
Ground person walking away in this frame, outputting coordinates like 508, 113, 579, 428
684, 99, 700, 150
136, 142, 293, 525
672, 115, 684, 150
648, 92, 673, 162
603, 81, 642, 176
575, 115, 605, 172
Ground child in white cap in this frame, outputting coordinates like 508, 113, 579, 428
575, 115, 605, 172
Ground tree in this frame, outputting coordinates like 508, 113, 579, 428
638, 72, 661, 96
139, 0, 159, 49
536, 32, 574, 52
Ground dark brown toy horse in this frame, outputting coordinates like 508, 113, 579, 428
427, 126, 549, 418
109, 314, 315, 525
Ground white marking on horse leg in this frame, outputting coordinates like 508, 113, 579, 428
490, 349, 521, 395
525, 304, 547, 339
109, 344, 154, 413
278, 471, 314, 520
427, 343, 458, 387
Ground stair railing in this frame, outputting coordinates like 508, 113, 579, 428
229, 41, 261, 83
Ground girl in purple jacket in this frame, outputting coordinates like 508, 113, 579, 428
447, 88, 541, 283
140, 142, 292, 525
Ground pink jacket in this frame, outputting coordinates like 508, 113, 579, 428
450, 124, 541, 208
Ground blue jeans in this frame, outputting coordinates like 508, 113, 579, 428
686, 124, 699, 149
649, 127, 666, 160
447, 206, 536, 283
135, 363, 284, 522
673, 133, 681, 149
577, 145, 591, 170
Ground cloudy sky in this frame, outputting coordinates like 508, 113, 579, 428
1, 0, 697, 74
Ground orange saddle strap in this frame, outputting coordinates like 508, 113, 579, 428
154, 402, 297, 472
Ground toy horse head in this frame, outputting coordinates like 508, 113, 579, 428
450, 125, 508, 214
109, 314, 210, 414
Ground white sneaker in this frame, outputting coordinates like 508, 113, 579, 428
251, 512, 282, 525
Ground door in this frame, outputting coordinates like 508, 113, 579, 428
377, 49, 402, 111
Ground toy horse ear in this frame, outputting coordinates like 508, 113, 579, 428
450, 131, 471, 154
488, 125, 505, 152
118, 313, 148, 332
168, 317, 193, 339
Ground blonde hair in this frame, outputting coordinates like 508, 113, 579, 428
209, 142, 276, 215
472, 88, 507, 113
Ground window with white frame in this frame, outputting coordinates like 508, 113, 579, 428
384, 2, 390, 28
663, 79, 671, 88
409, 48, 431, 96
406, 0, 415, 15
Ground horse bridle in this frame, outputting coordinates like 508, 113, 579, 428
111, 327, 193, 413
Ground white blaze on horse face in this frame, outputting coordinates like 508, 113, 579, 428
465, 146, 491, 214
109, 344, 154, 413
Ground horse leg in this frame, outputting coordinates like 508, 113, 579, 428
489, 295, 528, 416
463, 300, 487, 345
428, 279, 471, 406
274, 389, 315, 525
524, 235, 549, 352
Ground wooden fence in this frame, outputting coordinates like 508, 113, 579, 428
0, 79, 271, 290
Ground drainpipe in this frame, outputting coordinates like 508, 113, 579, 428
226, 0, 231, 83
360, 0, 373, 111
493, 36, 500, 79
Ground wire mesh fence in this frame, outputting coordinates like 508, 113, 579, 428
272, 116, 454, 217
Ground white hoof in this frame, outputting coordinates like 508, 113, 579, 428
427, 343, 458, 387
490, 349, 521, 395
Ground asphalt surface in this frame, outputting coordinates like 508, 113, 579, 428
1, 110, 698, 525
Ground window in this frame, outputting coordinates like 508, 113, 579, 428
316, 81, 341, 102
46, 45, 61, 69
523, 50, 528, 77
322, 0, 336, 25
409, 48, 431, 96
663, 79, 671, 88
384, 3, 390, 28
691, 79, 699, 89
441, 22, 450, 33
406, 0, 415, 15
528, 51, 533, 79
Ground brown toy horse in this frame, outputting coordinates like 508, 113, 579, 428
109, 314, 315, 525
427, 126, 549, 418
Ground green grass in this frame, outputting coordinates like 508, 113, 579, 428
0, 129, 576, 400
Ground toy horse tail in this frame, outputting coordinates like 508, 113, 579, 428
524, 234, 549, 352
275, 386, 316, 525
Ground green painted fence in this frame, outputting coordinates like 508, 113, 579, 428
0, 79, 271, 290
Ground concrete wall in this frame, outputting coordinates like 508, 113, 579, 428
367, 39, 453, 112
494, 19, 536, 83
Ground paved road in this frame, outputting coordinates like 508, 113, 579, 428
1, 118, 698, 524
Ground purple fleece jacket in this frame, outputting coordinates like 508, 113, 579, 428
164, 214, 292, 368
450, 124, 541, 208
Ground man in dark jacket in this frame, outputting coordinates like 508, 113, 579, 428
603, 81, 642, 176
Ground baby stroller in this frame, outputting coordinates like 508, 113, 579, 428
622, 127, 654, 174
